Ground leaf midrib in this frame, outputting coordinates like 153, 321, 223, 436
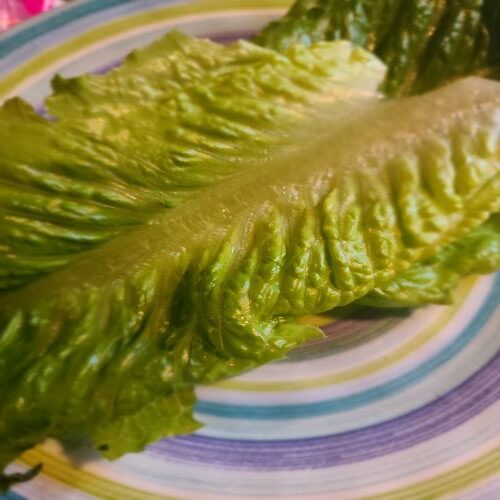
1, 80, 498, 309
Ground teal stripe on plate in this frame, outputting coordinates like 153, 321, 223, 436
0, 0, 137, 58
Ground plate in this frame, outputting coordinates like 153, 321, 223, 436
1, 1, 499, 498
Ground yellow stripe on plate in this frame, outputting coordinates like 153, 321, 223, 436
21, 447, 171, 499
367, 446, 500, 500
0, 0, 289, 98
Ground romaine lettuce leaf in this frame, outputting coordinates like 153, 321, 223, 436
255, 0, 500, 96
360, 216, 500, 307
256, 0, 500, 306
0, 32, 384, 291
92, 387, 201, 460
0, 34, 386, 474
0, 61, 499, 477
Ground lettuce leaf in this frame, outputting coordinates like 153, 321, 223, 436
360, 216, 500, 307
256, 0, 500, 306
92, 387, 201, 460
255, 0, 500, 96
0, 34, 387, 472
0, 57, 499, 475
0, 32, 384, 291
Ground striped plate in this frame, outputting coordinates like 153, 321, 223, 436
1, 1, 499, 498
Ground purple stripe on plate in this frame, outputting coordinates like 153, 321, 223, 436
211, 31, 256, 44
148, 352, 500, 470
288, 308, 409, 361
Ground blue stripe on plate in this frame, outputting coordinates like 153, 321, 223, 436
0, 492, 25, 500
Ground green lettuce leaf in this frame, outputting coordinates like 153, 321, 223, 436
256, 0, 500, 307
360, 216, 500, 307
255, 0, 500, 96
1, 60, 499, 475
92, 387, 201, 460
0, 32, 384, 291
0, 34, 385, 472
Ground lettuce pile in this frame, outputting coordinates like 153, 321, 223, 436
0, 0, 499, 488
